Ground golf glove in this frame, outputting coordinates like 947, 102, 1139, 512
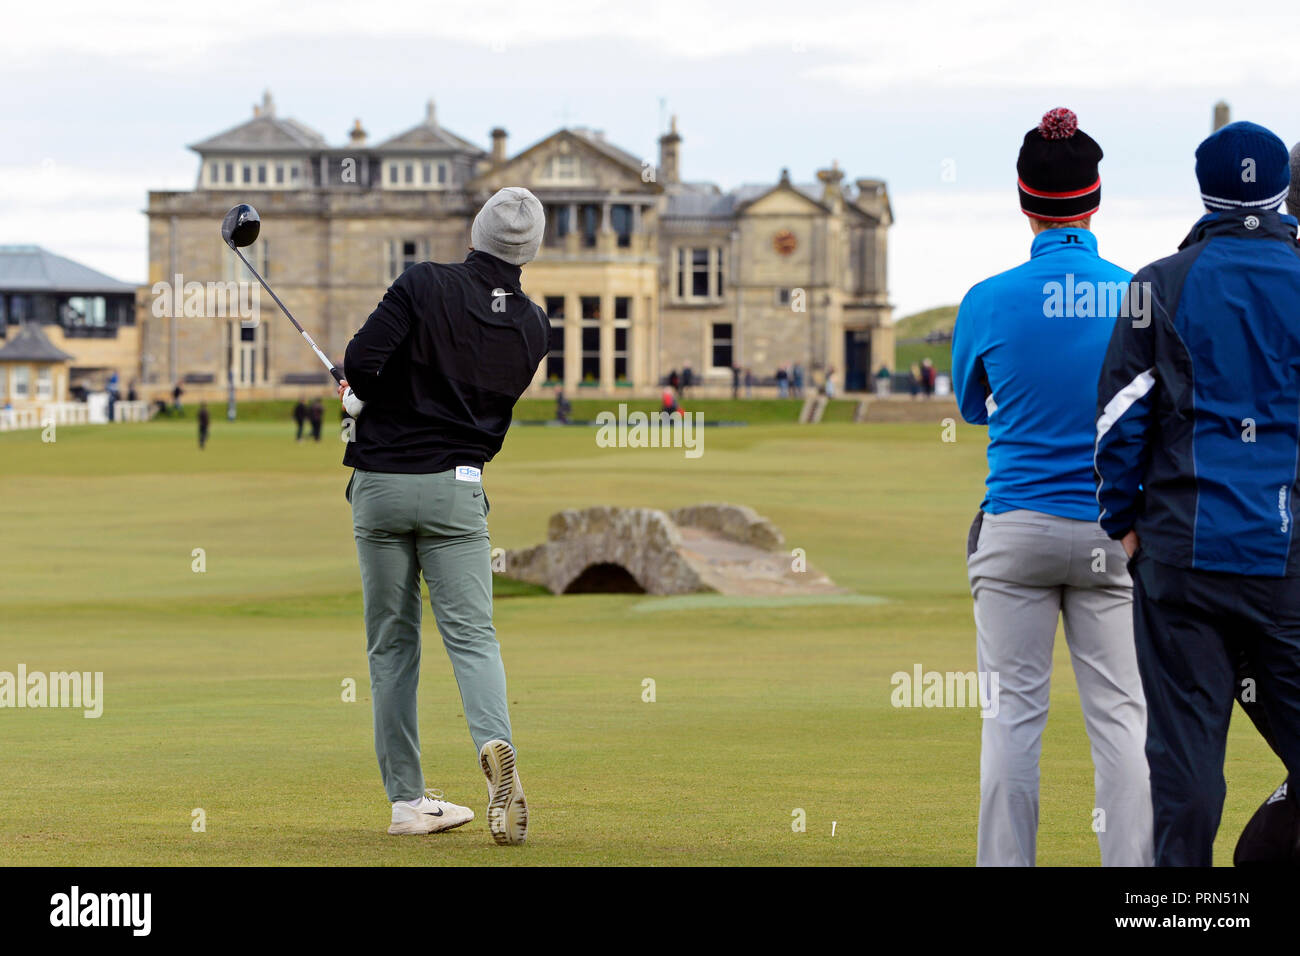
342, 387, 365, 418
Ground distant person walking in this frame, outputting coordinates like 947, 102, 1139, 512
743, 367, 754, 399
308, 398, 323, 441
172, 382, 184, 415
197, 402, 210, 449
776, 365, 789, 398
875, 365, 892, 397
823, 366, 837, 399
791, 363, 804, 398
921, 358, 937, 398
107, 371, 120, 422
681, 365, 693, 399
952, 108, 1151, 867
731, 365, 741, 400
554, 388, 571, 424
293, 399, 308, 441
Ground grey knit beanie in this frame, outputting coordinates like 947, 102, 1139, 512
1289, 142, 1300, 217
471, 187, 545, 265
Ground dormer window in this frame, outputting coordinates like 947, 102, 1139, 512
204, 157, 302, 189
543, 155, 578, 182
382, 159, 448, 190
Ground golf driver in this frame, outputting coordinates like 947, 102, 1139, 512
220, 204, 363, 415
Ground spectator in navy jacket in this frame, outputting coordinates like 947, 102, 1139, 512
1096, 121, 1300, 866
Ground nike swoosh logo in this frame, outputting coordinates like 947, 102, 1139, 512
424, 809, 444, 817
473, 491, 483, 498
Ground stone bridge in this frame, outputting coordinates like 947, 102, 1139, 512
500, 503, 842, 596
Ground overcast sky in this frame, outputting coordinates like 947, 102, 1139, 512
3, 0, 1298, 318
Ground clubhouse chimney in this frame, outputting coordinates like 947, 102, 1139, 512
818, 160, 845, 210
659, 115, 682, 185
1212, 100, 1231, 131
491, 127, 508, 166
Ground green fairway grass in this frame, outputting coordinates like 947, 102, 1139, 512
204, 396, 860, 426
0, 415, 1278, 865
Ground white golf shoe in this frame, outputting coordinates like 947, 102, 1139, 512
387, 789, 475, 835
479, 739, 528, 846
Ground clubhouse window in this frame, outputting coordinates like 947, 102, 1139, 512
581, 296, 601, 382
580, 205, 599, 248
675, 246, 724, 302
614, 297, 631, 383
711, 323, 734, 370
387, 239, 426, 280
545, 296, 565, 383
545, 205, 571, 245
611, 204, 632, 248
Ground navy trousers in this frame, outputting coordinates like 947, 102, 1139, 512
1131, 551, 1300, 865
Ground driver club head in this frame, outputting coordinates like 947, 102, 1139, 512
221, 203, 261, 249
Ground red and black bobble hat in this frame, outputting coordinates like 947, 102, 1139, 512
1016, 108, 1103, 222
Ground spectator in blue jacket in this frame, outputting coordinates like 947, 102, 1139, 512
1095, 121, 1300, 866
953, 108, 1151, 867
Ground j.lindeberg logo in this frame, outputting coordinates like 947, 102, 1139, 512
50, 886, 151, 936
1279, 486, 1289, 534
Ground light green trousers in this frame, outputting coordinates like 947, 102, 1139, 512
348, 467, 511, 803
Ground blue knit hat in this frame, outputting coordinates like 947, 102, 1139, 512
1195, 121, 1290, 212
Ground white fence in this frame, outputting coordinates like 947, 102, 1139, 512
112, 401, 152, 423
42, 402, 90, 426
0, 400, 156, 432
0, 407, 40, 432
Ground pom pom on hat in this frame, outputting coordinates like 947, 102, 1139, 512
1038, 108, 1078, 141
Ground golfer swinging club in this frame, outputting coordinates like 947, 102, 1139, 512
337, 187, 549, 845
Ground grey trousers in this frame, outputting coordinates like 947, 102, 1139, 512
967, 509, 1152, 866
349, 467, 512, 803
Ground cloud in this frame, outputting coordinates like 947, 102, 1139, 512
5, 0, 1297, 89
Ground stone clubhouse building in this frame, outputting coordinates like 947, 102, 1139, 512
140, 92, 893, 398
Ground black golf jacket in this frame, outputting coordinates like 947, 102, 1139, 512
342, 251, 549, 475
